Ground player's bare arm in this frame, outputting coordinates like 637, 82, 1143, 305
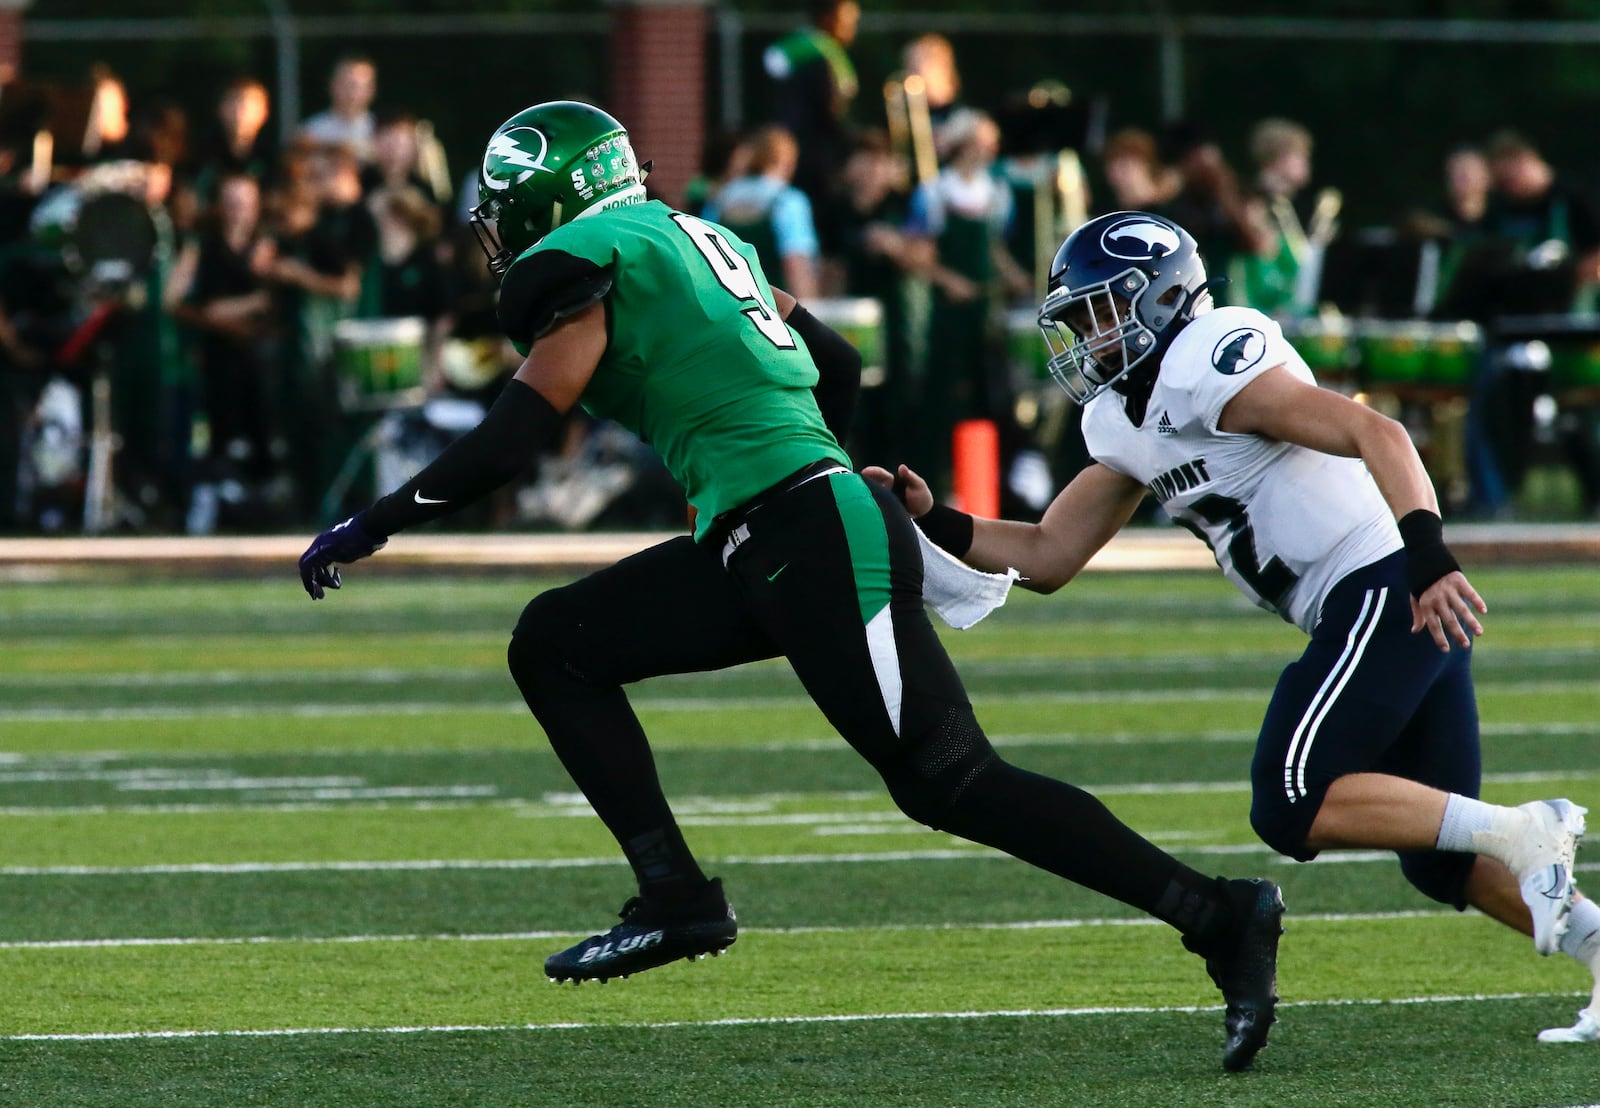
863, 461, 1146, 594
1218, 365, 1486, 650
511, 299, 606, 411
971, 463, 1146, 592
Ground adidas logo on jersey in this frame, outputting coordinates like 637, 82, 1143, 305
1157, 411, 1177, 435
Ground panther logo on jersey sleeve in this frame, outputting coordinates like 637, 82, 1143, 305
1212, 327, 1267, 376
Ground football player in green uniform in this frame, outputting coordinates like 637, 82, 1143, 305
298, 101, 1286, 1070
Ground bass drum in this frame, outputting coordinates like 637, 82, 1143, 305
29, 185, 158, 290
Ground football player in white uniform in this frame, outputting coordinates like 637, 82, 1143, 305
869, 211, 1597, 1042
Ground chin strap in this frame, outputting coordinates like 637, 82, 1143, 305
1112, 277, 1229, 422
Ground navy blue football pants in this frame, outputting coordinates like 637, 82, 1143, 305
1250, 551, 1480, 907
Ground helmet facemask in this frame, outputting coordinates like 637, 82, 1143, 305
467, 196, 511, 277
468, 193, 560, 278
1037, 210, 1211, 406
1040, 268, 1159, 404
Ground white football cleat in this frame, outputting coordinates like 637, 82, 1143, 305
1502, 800, 1586, 956
1537, 1006, 1599, 1044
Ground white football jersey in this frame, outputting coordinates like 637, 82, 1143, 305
1081, 305, 1401, 633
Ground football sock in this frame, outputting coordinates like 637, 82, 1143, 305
1435, 794, 1518, 856
624, 827, 712, 904
510, 656, 709, 899
933, 757, 1234, 946
1160, 874, 1237, 957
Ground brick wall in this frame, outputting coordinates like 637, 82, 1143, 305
0, 7, 24, 85
610, 0, 709, 210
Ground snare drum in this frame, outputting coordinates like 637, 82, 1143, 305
807, 297, 885, 387
1424, 322, 1481, 387
1006, 307, 1050, 386
1281, 317, 1356, 381
333, 316, 427, 410
1356, 320, 1433, 385
1547, 341, 1600, 390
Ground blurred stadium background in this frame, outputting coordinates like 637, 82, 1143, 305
2, 4, 1599, 1104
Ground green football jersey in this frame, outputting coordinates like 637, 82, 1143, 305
506, 200, 849, 538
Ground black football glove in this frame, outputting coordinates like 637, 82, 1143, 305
298, 514, 387, 599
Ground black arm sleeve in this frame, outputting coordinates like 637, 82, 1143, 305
786, 302, 862, 446
360, 379, 565, 537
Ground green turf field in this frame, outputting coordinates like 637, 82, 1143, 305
0, 562, 1596, 1106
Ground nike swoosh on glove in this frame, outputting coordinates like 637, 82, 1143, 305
299, 514, 388, 599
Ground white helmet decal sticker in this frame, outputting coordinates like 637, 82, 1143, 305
483, 126, 554, 191
1101, 217, 1180, 261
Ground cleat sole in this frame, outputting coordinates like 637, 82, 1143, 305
544, 941, 734, 985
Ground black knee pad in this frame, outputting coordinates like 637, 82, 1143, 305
1398, 849, 1474, 909
880, 704, 997, 828
507, 588, 582, 688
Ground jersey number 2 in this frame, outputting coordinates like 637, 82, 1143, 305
670, 213, 797, 350
1183, 493, 1300, 613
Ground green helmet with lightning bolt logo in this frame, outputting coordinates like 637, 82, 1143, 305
468, 101, 649, 278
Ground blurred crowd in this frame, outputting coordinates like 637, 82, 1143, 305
3, 0, 1600, 536
0, 55, 688, 537
697, 1, 1600, 521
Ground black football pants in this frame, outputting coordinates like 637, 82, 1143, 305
507, 471, 1232, 936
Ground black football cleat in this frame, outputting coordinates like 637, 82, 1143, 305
545, 877, 737, 984
1204, 877, 1285, 1072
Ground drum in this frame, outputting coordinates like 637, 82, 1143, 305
1488, 314, 1600, 392
807, 297, 884, 387
30, 184, 159, 291
1356, 320, 1434, 385
333, 316, 427, 410
1356, 320, 1481, 388
1280, 317, 1356, 381
1547, 341, 1600, 390
1424, 322, 1481, 387
439, 336, 505, 393
1006, 307, 1050, 387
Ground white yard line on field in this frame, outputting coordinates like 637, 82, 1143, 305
4, 641, 1598, 691
0, 679, 1594, 722
0, 767, 1589, 817
0, 908, 1470, 951
0, 989, 1582, 1043
7, 648, 1592, 688
7, 849, 1593, 879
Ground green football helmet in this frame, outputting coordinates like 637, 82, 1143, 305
468, 100, 649, 277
